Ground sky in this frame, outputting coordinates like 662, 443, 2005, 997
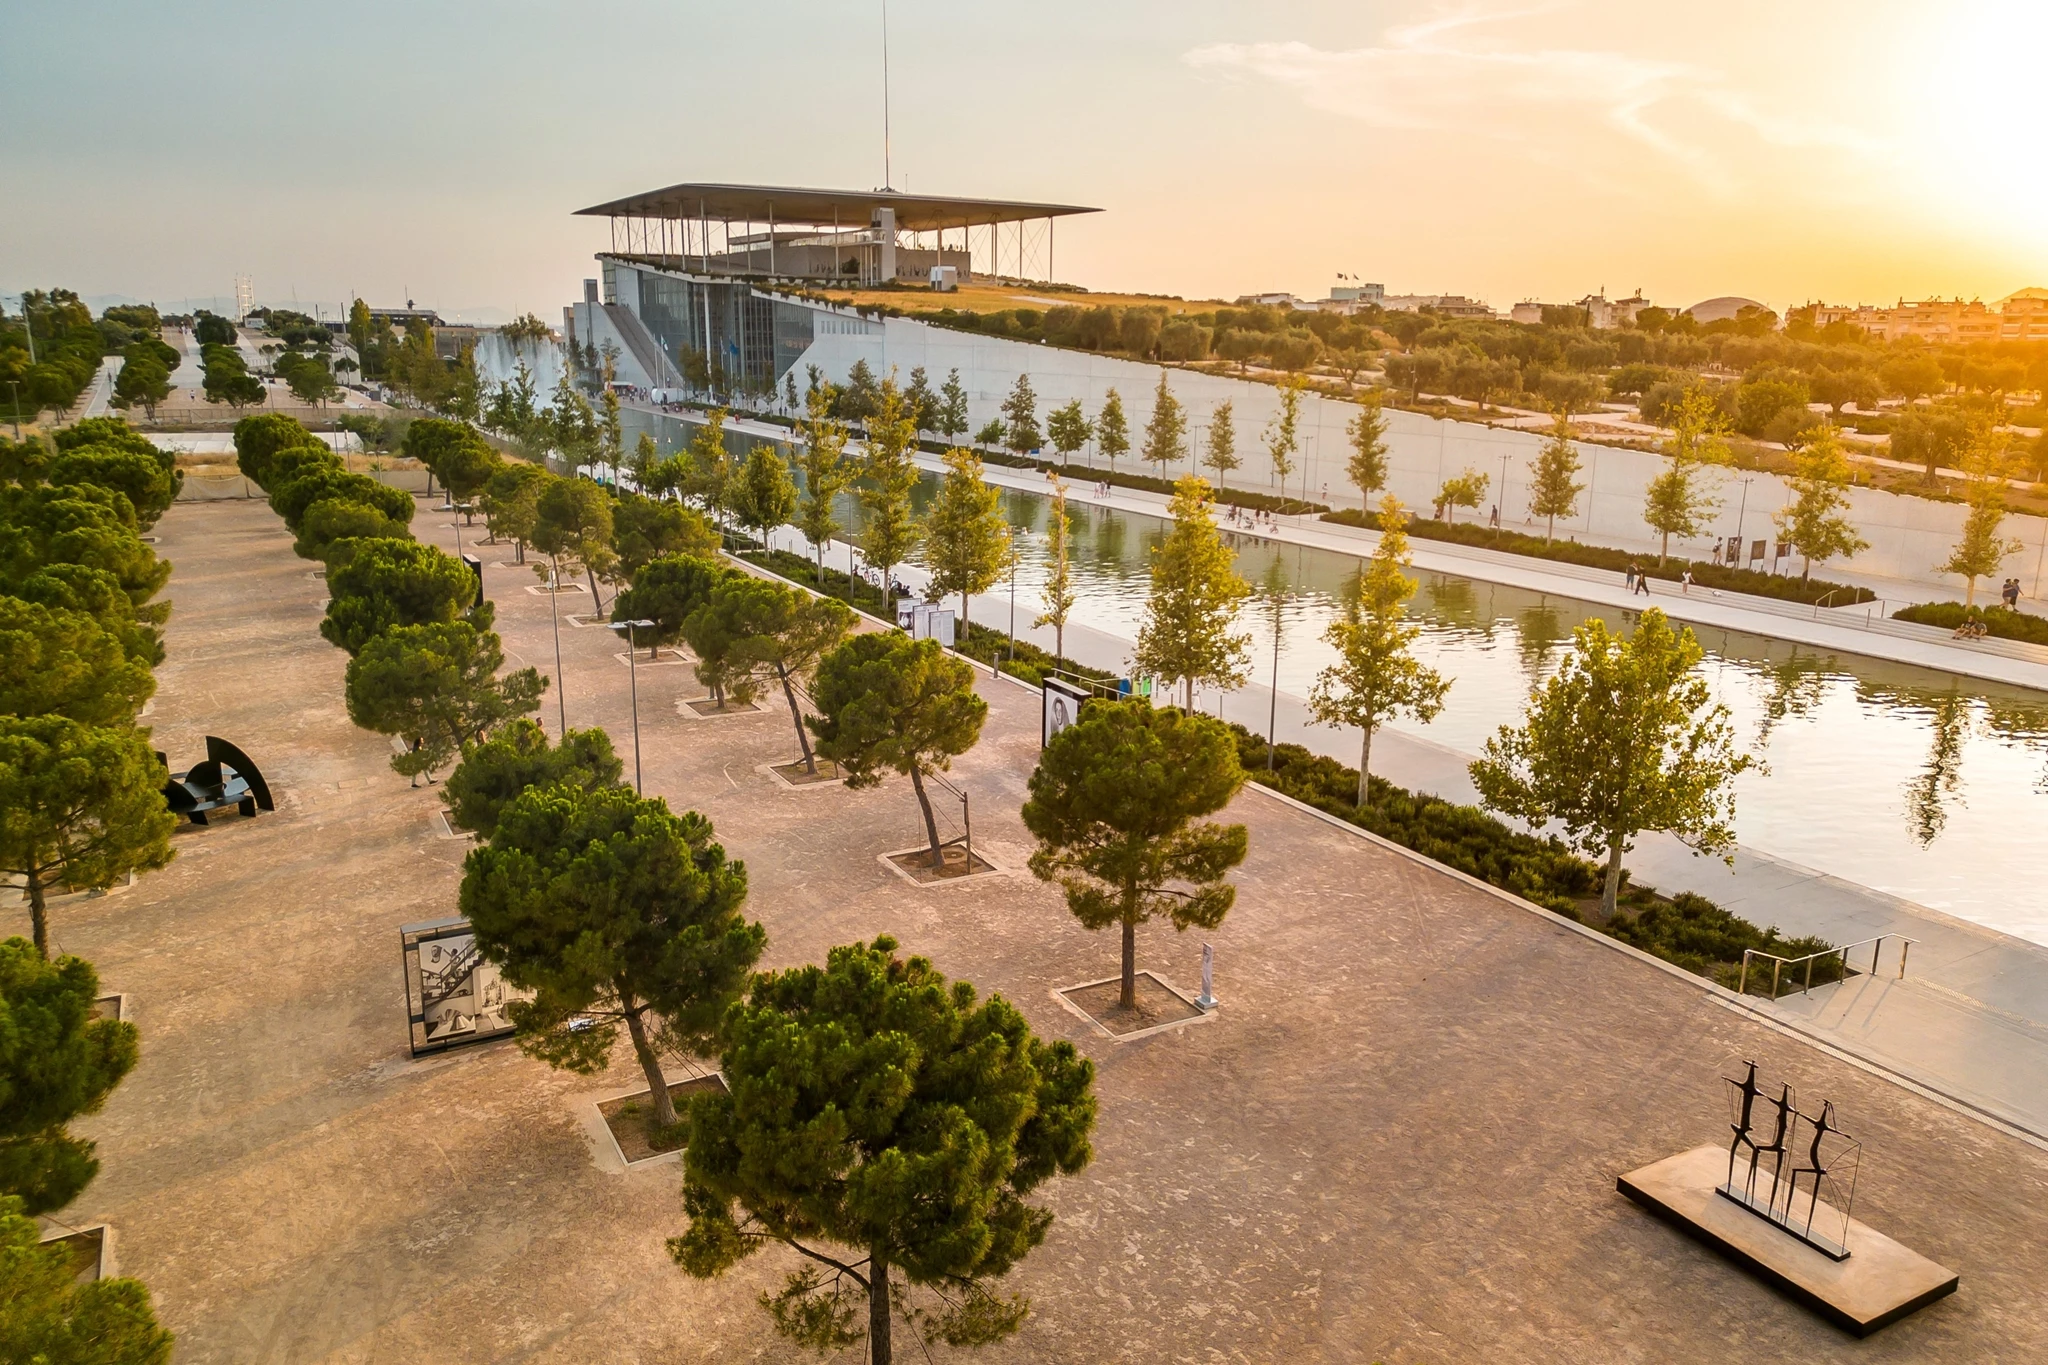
4, 0, 2045, 321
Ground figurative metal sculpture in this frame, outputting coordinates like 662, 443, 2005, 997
1719, 1061, 1861, 1260
159, 736, 275, 825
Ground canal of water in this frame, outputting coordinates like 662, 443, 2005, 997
624, 410, 2048, 946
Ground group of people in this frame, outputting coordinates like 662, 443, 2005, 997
1224, 504, 1279, 528
1622, 564, 1653, 597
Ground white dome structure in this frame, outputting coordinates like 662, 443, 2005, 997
1683, 296, 1769, 324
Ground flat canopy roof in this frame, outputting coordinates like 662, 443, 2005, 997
574, 182, 1101, 232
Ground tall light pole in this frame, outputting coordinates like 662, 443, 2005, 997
1006, 527, 1018, 668
547, 555, 567, 736
1734, 477, 1753, 567
1260, 561, 1288, 770
609, 618, 656, 793
6, 380, 20, 439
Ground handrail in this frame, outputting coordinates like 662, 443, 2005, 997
1738, 933, 1917, 1001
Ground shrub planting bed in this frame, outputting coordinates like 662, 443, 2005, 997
1894, 601, 2048, 645
733, 545, 1119, 689
1229, 726, 1835, 991
978, 448, 1327, 515
1320, 507, 1874, 607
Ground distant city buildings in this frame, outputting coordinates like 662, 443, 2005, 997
1809, 291, 2048, 344
1382, 293, 1493, 317
1510, 291, 1652, 328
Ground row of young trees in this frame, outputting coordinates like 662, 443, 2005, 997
0, 414, 181, 1359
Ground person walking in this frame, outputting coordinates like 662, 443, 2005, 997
1636, 569, 1651, 597
1680, 569, 1694, 594
1625, 563, 1637, 593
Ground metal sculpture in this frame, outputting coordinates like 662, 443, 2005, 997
159, 736, 275, 825
1719, 1061, 1861, 1260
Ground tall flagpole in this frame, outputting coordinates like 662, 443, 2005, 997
881, 0, 893, 189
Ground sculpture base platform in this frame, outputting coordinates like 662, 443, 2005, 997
1618, 1146, 1957, 1336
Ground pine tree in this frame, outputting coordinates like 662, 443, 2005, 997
857, 381, 923, 612
921, 447, 1010, 637
461, 786, 763, 1131
671, 936, 1095, 1365
1528, 413, 1585, 541
1344, 393, 1388, 502
1309, 496, 1450, 804
794, 392, 852, 586
1133, 476, 1251, 710
0, 941, 139, 1214
810, 635, 987, 868
344, 621, 547, 783
690, 577, 854, 774
1140, 371, 1186, 472
440, 719, 622, 838
1203, 400, 1240, 481
1096, 389, 1129, 472
0, 718, 176, 958
1034, 479, 1077, 661
936, 368, 970, 444
1023, 701, 1247, 1008
1001, 374, 1041, 454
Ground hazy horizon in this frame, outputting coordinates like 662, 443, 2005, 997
5, 0, 2043, 321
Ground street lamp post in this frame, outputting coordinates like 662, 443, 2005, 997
1735, 477, 1753, 567
608, 618, 656, 793
6, 380, 20, 439
547, 556, 567, 736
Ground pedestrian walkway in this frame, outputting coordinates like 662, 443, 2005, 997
832, 491, 2048, 1143
936, 453, 2048, 691
1041, 609, 2048, 1142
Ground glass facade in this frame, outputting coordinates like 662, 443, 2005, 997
609, 259, 814, 394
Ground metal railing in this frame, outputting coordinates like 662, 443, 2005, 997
1738, 933, 1917, 1001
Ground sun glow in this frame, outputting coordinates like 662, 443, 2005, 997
1908, 0, 2048, 244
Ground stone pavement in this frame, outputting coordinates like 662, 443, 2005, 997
912, 583, 2048, 1146
19, 496, 2048, 1363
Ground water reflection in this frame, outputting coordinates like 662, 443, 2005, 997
980, 488, 2048, 936
1753, 649, 1835, 746
625, 403, 2048, 937
1901, 692, 1968, 846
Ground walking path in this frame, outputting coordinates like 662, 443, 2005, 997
638, 406, 2048, 1135
937, 454, 2048, 691
46, 496, 2046, 1360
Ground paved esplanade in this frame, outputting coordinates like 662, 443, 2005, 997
887, 453, 2048, 1141
22, 497, 2048, 1361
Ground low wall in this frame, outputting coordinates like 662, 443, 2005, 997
799, 312, 2048, 595
175, 469, 431, 502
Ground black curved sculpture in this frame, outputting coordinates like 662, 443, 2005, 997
160, 736, 276, 825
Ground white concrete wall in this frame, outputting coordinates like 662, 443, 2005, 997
787, 311, 2048, 596
472, 333, 566, 400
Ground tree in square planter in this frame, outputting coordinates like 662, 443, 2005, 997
670, 935, 1096, 1365
460, 783, 764, 1132
1022, 700, 1247, 1010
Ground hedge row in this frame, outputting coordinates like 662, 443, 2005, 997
1228, 725, 1837, 991
976, 448, 1328, 515
1320, 506, 1875, 607
731, 542, 1116, 689
1894, 600, 2048, 645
